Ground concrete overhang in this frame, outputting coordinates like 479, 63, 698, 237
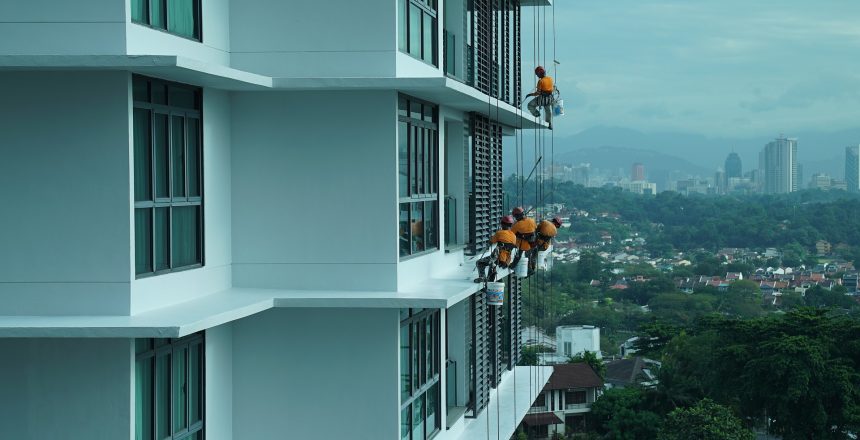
0, 261, 512, 338
520, 0, 552, 5
0, 55, 548, 129
272, 76, 548, 129
0, 55, 272, 90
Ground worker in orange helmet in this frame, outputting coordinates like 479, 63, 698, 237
525, 66, 554, 129
475, 216, 518, 283
535, 217, 563, 252
510, 206, 537, 252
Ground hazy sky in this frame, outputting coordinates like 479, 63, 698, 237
522, 0, 860, 137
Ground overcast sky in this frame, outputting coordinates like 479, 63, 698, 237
522, 0, 860, 137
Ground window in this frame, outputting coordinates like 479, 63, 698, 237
132, 0, 201, 41
400, 308, 441, 440
134, 76, 203, 277
399, 96, 439, 258
399, 0, 437, 65
135, 333, 204, 440
533, 392, 546, 408
566, 390, 587, 405
563, 342, 572, 357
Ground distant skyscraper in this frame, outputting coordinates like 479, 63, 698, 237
762, 137, 798, 194
846, 146, 860, 193
724, 152, 742, 181
631, 162, 645, 181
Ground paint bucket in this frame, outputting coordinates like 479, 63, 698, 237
515, 255, 529, 278
553, 99, 565, 116
486, 282, 505, 306
537, 249, 549, 270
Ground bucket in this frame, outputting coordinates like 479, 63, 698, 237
553, 99, 565, 116
515, 255, 529, 278
537, 250, 548, 270
486, 282, 505, 306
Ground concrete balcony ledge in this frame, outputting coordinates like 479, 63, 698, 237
0, 55, 548, 129
442, 366, 553, 440
0, 258, 516, 337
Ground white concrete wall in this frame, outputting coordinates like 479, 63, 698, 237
131, 88, 233, 313
231, 90, 398, 291
125, 0, 231, 65
0, 0, 126, 55
0, 71, 132, 315
0, 338, 132, 439
232, 308, 400, 439
205, 323, 233, 440
556, 327, 602, 359
446, 298, 469, 407
230, 0, 397, 77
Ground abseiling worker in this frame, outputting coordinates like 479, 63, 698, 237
525, 66, 554, 128
510, 207, 537, 252
535, 217, 563, 252
475, 216, 518, 283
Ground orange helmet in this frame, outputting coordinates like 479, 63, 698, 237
501, 215, 515, 226
535, 66, 546, 76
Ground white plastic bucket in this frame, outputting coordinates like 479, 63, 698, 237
486, 282, 505, 306
515, 255, 529, 278
553, 99, 564, 116
537, 250, 548, 270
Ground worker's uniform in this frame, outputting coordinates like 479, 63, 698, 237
527, 76, 554, 125
475, 229, 517, 282
511, 217, 537, 251
535, 220, 558, 252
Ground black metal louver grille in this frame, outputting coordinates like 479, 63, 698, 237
507, 274, 523, 368
489, 295, 504, 388
468, 113, 505, 255
471, 290, 490, 413
469, 0, 520, 105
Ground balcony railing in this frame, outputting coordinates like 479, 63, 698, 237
565, 403, 591, 411
445, 195, 465, 248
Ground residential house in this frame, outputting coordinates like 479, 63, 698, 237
605, 357, 659, 389
522, 363, 604, 439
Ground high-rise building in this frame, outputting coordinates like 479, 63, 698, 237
0, 1, 553, 438
724, 152, 742, 183
846, 146, 860, 193
714, 168, 726, 194
761, 137, 798, 194
631, 163, 646, 181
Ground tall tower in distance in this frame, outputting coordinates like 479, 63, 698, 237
631, 162, 645, 181
846, 146, 860, 193
762, 136, 798, 194
725, 152, 742, 180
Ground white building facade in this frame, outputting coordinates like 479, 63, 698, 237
0, 0, 553, 438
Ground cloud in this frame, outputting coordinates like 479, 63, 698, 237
740, 75, 860, 112
629, 103, 673, 120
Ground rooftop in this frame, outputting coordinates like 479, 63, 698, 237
543, 363, 603, 391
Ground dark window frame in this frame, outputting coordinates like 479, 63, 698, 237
131, 0, 203, 42
399, 0, 438, 66
135, 333, 205, 440
400, 308, 442, 440
399, 95, 440, 259
134, 75, 204, 278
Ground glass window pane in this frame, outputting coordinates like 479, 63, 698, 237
187, 118, 200, 197
426, 201, 437, 250
422, 128, 430, 194
414, 126, 422, 194
131, 0, 148, 24
410, 101, 422, 121
167, 0, 197, 38
173, 346, 188, 432
423, 104, 434, 123
412, 320, 420, 391
155, 354, 170, 439
171, 116, 186, 198
411, 203, 425, 253
133, 77, 149, 102
400, 203, 411, 257
401, 406, 411, 440
135, 358, 153, 440
133, 109, 152, 202
426, 383, 438, 436
425, 317, 433, 382
172, 206, 200, 268
152, 0, 166, 29
135, 209, 152, 275
152, 83, 167, 105
154, 114, 169, 198
422, 13, 434, 64
412, 394, 425, 440
400, 325, 411, 402
409, 4, 421, 58
136, 339, 153, 355
168, 86, 197, 110
189, 343, 202, 424
398, 0, 407, 52
399, 121, 409, 198
155, 207, 169, 271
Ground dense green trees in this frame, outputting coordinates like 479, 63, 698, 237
587, 387, 662, 440
660, 399, 754, 440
